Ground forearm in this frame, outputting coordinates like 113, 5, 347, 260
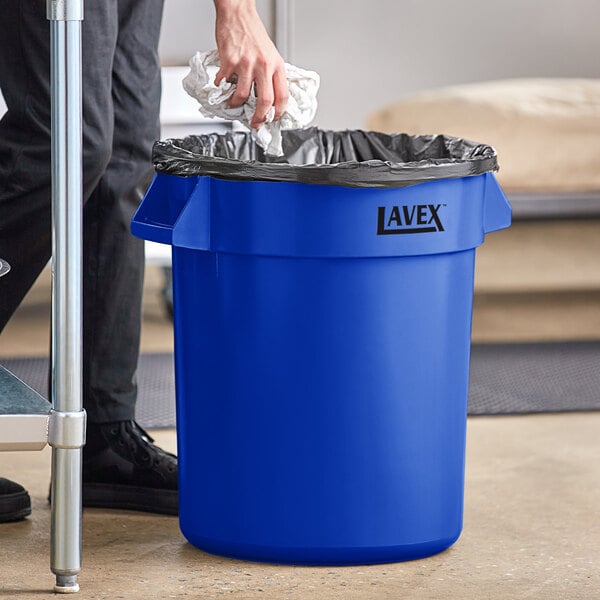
214, 0, 256, 12
213, 0, 256, 25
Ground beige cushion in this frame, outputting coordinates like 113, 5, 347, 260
367, 79, 600, 193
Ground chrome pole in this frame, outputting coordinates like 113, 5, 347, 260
48, 0, 86, 594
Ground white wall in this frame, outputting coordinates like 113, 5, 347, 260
4, 1, 598, 131
159, 0, 600, 129
290, 0, 600, 129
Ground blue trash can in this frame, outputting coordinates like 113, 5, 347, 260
132, 130, 511, 565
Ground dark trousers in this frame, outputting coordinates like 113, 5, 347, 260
0, 0, 164, 422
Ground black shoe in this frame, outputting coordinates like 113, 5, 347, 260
82, 421, 178, 516
0, 478, 31, 523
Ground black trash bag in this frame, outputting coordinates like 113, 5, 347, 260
153, 127, 498, 189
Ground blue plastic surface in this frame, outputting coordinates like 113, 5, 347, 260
132, 171, 511, 565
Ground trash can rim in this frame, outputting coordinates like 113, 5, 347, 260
152, 128, 498, 188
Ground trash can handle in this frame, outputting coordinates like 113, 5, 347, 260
170, 177, 211, 250
483, 173, 512, 234
131, 174, 199, 245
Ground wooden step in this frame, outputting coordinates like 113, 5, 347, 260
472, 290, 600, 343
475, 219, 600, 294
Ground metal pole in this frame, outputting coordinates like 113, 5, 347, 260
47, 0, 86, 594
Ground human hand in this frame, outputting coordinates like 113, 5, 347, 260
213, 0, 289, 128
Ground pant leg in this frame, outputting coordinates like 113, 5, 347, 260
83, 0, 164, 422
0, 1, 117, 331
0, 2, 51, 318
0, 1, 163, 423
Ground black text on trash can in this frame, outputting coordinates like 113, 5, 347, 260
376, 204, 446, 235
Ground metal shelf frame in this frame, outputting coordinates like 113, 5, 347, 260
0, 0, 86, 593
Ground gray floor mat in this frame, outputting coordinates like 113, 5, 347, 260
2, 342, 599, 428
0, 354, 176, 430
468, 341, 600, 415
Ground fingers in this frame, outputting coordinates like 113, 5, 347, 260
215, 68, 238, 88
221, 58, 288, 128
216, 55, 288, 126
251, 66, 275, 128
272, 66, 289, 122
228, 69, 253, 109
251, 71, 288, 127
214, 68, 226, 87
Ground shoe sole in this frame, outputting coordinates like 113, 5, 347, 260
83, 483, 178, 516
0, 491, 32, 523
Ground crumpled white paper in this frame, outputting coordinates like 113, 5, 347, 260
182, 50, 320, 156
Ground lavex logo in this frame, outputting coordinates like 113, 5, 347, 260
377, 204, 445, 235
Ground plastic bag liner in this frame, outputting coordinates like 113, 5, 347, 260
152, 128, 498, 189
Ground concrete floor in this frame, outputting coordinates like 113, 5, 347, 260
2, 220, 600, 600
1, 415, 599, 599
